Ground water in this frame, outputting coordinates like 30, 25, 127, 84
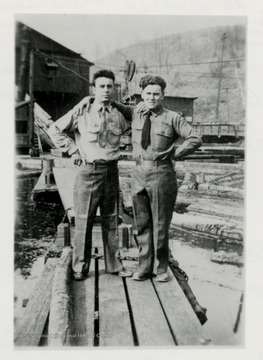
14, 174, 244, 346
14, 175, 64, 324
169, 227, 244, 346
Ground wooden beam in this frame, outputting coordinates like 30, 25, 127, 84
14, 258, 58, 346
152, 268, 211, 346
48, 247, 73, 346
29, 50, 35, 150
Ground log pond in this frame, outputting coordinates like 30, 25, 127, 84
14, 174, 244, 346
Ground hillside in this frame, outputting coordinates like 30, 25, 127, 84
94, 25, 246, 124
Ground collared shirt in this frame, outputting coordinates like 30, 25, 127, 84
48, 100, 131, 162
113, 102, 202, 161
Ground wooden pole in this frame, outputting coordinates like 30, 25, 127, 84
215, 33, 227, 121
17, 39, 29, 102
29, 49, 35, 154
16, 24, 29, 102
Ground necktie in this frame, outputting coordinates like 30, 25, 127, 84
141, 110, 151, 150
98, 106, 107, 148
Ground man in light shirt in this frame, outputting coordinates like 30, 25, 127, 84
48, 69, 133, 280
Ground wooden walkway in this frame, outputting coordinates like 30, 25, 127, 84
15, 158, 211, 347
47, 246, 211, 347
53, 162, 210, 346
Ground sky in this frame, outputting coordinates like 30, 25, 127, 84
15, 14, 247, 62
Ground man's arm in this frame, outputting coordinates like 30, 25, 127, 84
48, 109, 78, 156
172, 114, 202, 160
112, 101, 134, 123
72, 96, 93, 116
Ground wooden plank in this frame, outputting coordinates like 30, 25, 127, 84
53, 167, 77, 222
98, 264, 134, 346
33, 172, 57, 193
124, 261, 175, 346
152, 268, 211, 346
48, 248, 73, 346
14, 258, 58, 346
71, 259, 95, 346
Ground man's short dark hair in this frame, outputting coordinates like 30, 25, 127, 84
139, 75, 166, 92
92, 70, 115, 85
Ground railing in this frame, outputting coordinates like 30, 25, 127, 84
192, 123, 245, 138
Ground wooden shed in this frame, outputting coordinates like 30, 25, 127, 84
15, 21, 94, 153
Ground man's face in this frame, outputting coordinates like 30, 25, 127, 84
93, 77, 115, 104
141, 84, 164, 110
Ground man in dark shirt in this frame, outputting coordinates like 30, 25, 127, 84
115, 75, 202, 281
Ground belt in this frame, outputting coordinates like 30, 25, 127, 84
135, 158, 172, 166
83, 159, 118, 167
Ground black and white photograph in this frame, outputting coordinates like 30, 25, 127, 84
13, 12, 247, 348
0, 1, 262, 356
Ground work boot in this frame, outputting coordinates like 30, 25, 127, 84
118, 269, 133, 277
156, 272, 169, 282
132, 271, 152, 281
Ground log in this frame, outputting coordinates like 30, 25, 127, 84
187, 200, 243, 220
208, 171, 241, 183
14, 258, 58, 346
178, 186, 244, 200
152, 269, 211, 345
210, 251, 243, 267
48, 247, 73, 346
176, 192, 242, 209
209, 173, 244, 186
223, 179, 244, 188
171, 213, 243, 242
168, 252, 208, 325
197, 184, 244, 200
175, 161, 244, 173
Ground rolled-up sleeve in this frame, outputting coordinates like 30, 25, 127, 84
172, 114, 202, 160
48, 110, 78, 155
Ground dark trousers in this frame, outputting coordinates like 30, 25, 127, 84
72, 163, 123, 274
132, 163, 177, 275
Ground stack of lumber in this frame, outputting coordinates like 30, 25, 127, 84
206, 171, 244, 189
172, 161, 244, 245
118, 161, 244, 245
